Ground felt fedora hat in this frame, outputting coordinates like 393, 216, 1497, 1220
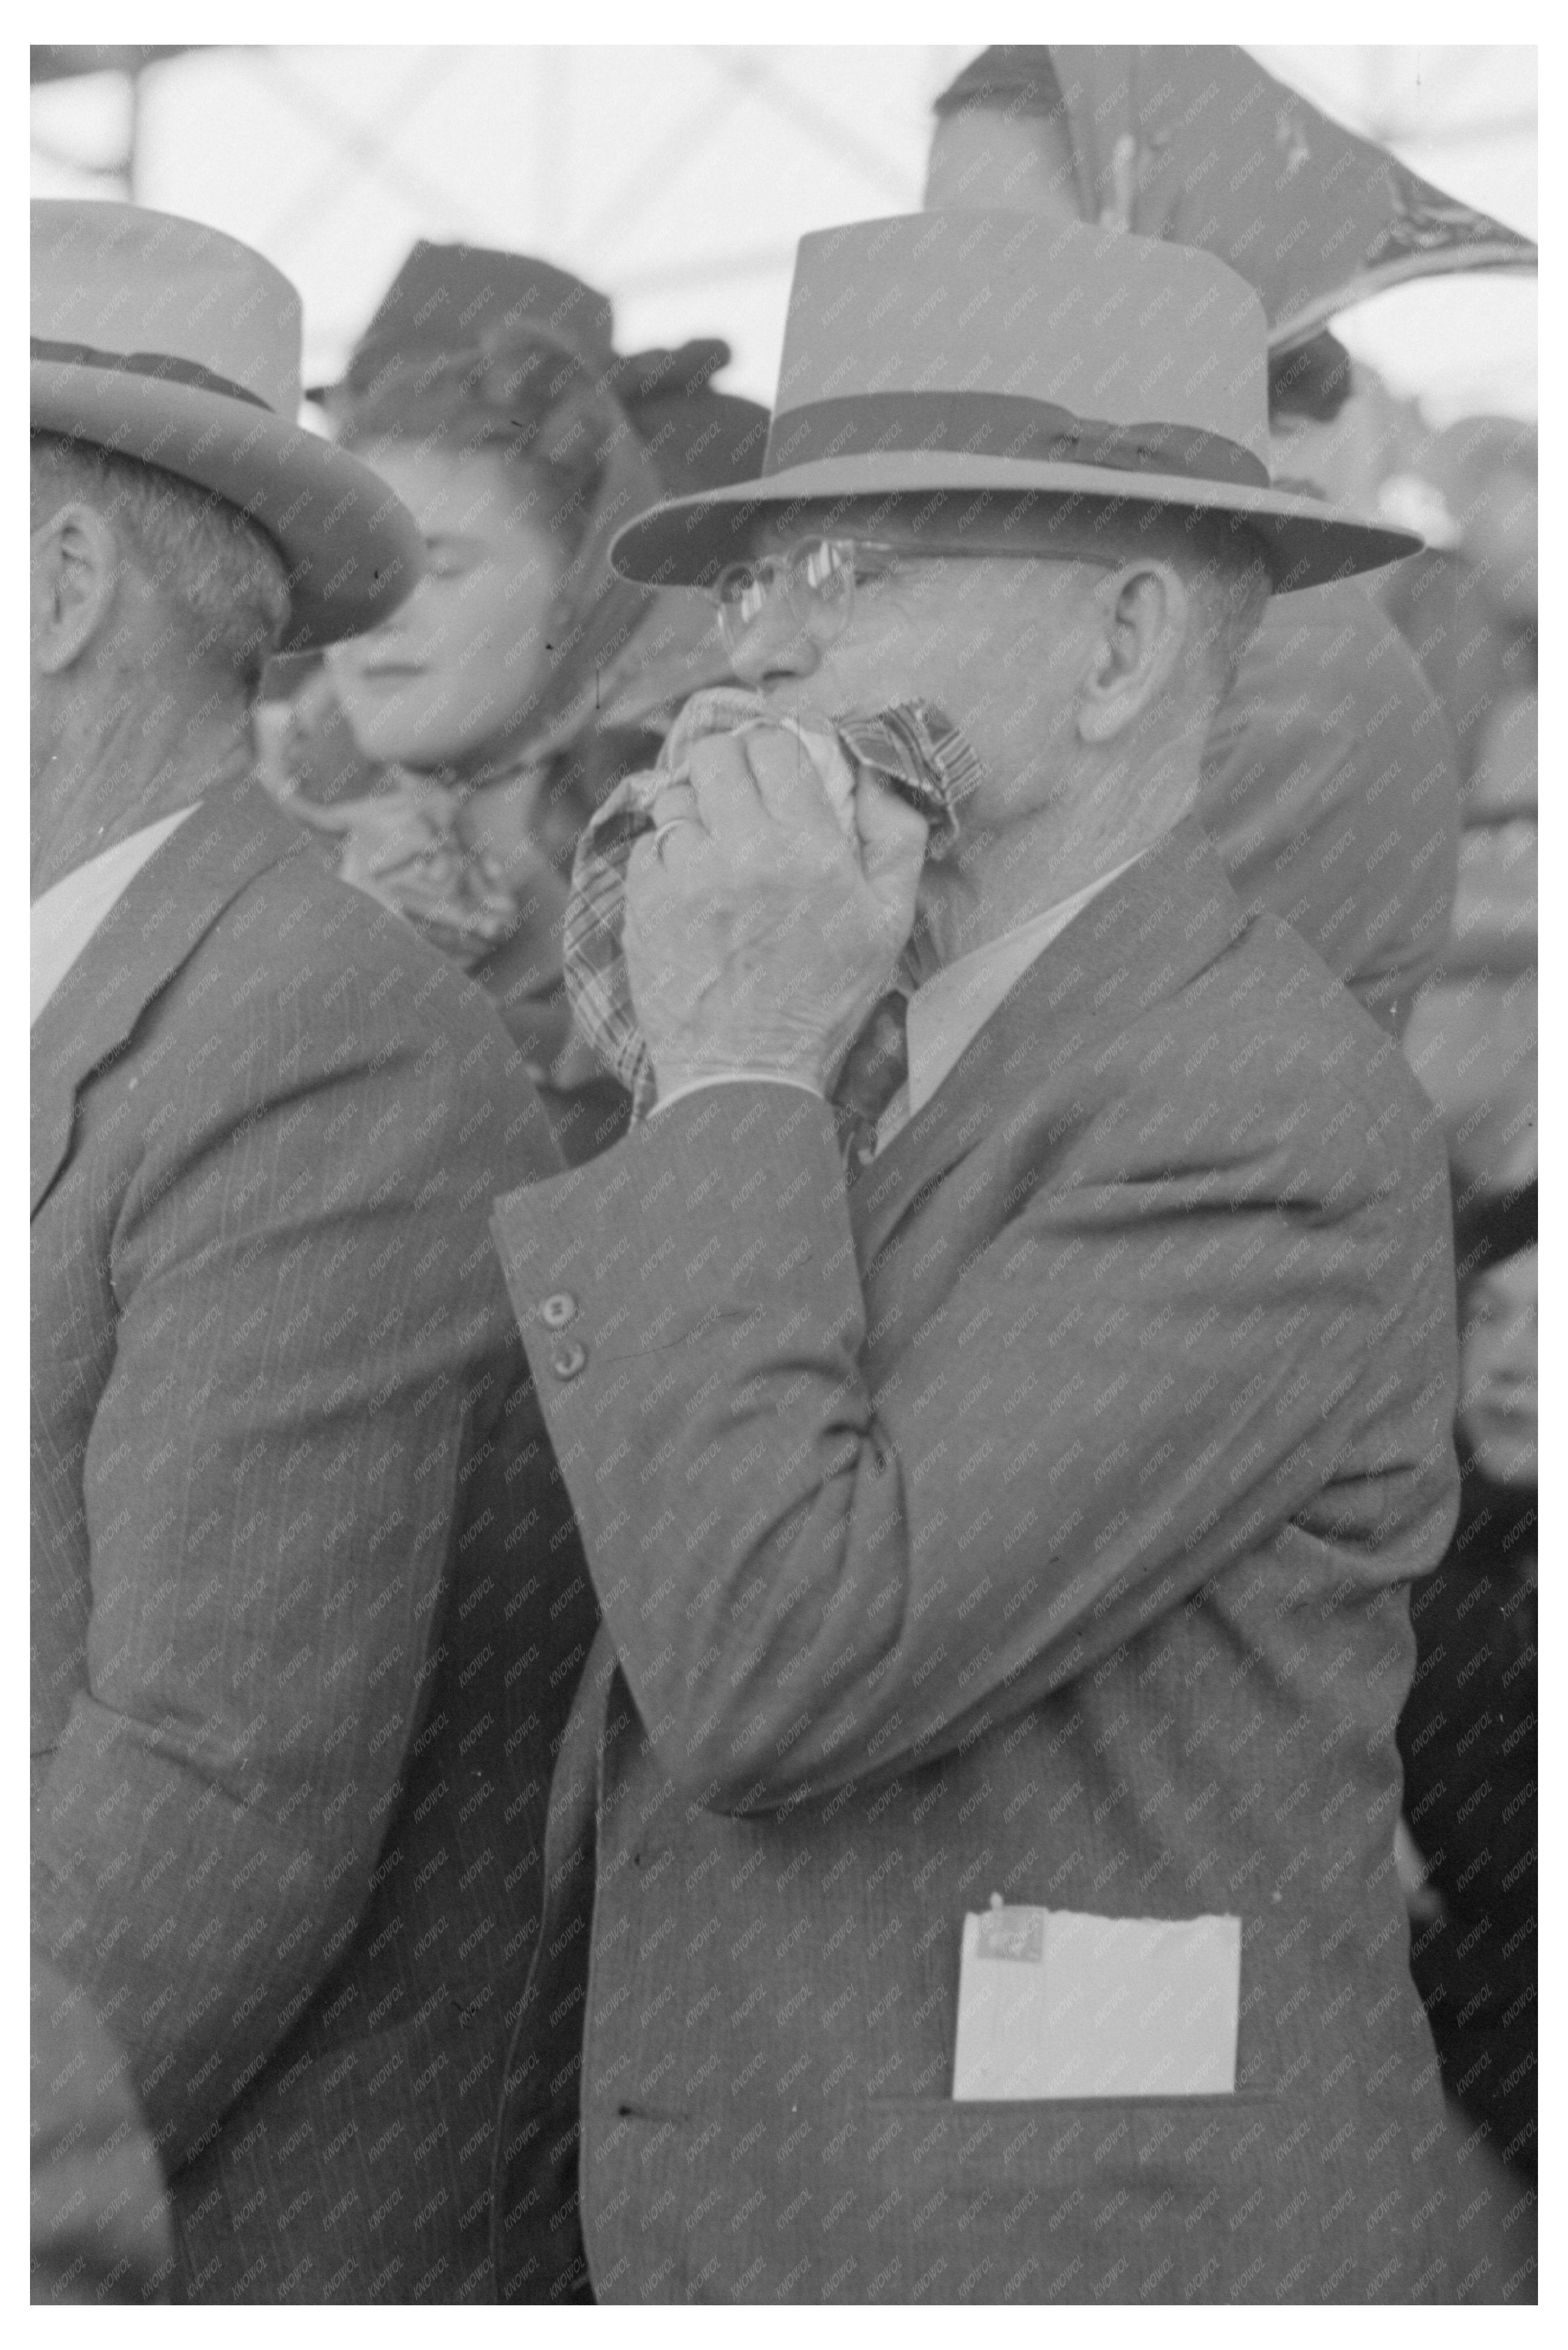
609, 212, 1422, 594
31, 200, 424, 650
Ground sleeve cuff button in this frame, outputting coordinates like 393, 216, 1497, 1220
549, 1338, 589, 1380
540, 1291, 579, 1329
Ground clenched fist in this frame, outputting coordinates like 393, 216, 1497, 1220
624, 718, 929, 1101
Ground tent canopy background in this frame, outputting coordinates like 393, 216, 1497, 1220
30, 44, 1536, 429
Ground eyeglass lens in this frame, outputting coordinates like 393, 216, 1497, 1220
714, 539, 859, 652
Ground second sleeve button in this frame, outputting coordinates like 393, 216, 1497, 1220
549, 1338, 589, 1380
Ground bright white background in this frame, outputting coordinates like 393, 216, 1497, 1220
29, 42, 1537, 428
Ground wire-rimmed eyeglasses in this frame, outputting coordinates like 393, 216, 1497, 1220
709, 535, 1120, 659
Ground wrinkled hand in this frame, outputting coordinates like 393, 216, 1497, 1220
624, 722, 929, 1099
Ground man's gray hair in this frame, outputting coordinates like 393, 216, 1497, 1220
31, 432, 292, 697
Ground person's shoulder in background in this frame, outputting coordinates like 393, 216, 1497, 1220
1198, 574, 1461, 1035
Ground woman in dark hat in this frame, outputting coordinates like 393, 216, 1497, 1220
265, 243, 766, 1164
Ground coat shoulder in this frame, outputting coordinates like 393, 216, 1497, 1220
137, 848, 562, 1190
1055, 902, 1448, 1217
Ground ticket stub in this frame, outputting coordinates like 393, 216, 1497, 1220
951, 1906, 1241, 2100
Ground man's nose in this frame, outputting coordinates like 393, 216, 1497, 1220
727, 595, 823, 688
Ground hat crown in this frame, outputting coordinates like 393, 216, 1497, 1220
767, 213, 1269, 475
31, 199, 302, 417
347, 241, 616, 388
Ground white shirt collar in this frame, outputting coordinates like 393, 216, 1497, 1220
31, 807, 197, 1028
878, 853, 1144, 1148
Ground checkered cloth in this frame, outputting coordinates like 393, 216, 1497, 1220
562, 688, 981, 1119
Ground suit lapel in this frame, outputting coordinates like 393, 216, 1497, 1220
30, 777, 315, 1217
849, 819, 1246, 1269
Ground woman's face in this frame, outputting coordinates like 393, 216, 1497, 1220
326, 439, 566, 770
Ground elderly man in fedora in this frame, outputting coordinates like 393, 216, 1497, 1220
487, 212, 1466, 2305
31, 201, 595, 2303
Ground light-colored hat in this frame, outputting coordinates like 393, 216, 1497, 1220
609, 213, 1422, 593
31, 200, 423, 650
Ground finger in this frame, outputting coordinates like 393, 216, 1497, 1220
628, 818, 705, 894
649, 776, 701, 827
682, 732, 769, 845
738, 725, 852, 857
625, 831, 674, 913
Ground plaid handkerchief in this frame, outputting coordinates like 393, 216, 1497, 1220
561, 690, 981, 1119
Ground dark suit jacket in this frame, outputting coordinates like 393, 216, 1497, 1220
31, 775, 596, 2303
1199, 578, 1459, 1037
489, 819, 1461, 2304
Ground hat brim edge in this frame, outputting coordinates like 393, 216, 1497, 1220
608, 455, 1422, 593
31, 361, 424, 652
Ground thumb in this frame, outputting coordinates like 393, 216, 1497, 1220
853, 775, 929, 927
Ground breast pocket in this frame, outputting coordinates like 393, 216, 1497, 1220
857, 2090, 1283, 2303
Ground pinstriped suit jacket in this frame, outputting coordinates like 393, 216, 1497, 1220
489, 819, 1462, 2305
31, 776, 596, 2303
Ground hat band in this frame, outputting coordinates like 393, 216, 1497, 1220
31, 336, 272, 412
764, 390, 1269, 491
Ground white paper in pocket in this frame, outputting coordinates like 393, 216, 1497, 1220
951, 1905, 1242, 2100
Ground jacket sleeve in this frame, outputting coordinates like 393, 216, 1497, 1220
492, 1074, 1458, 1813
31, 971, 557, 2175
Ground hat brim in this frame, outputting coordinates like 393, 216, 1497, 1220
32, 361, 424, 651
609, 451, 1421, 594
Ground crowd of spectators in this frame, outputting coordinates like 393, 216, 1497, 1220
34, 39, 1535, 2305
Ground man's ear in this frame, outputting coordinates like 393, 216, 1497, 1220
31, 500, 121, 677
1075, 561, 1191, 745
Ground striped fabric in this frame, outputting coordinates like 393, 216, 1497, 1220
560, 691, 981, 1118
